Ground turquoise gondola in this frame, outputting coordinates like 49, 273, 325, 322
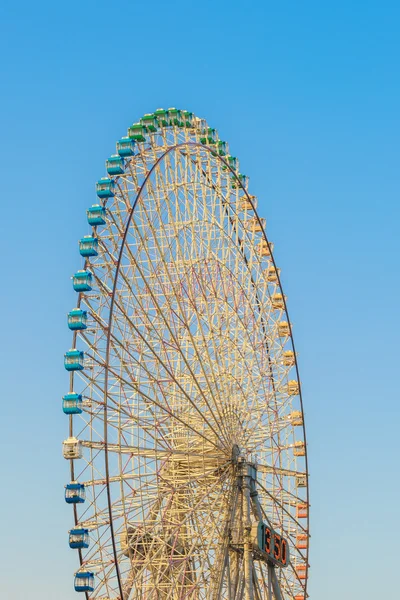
96, 178, 115, 198
69, 528, 89, 550
63, 392, 83, 414
64, 349, 85, 371
79, 236, 98, 257
65, 482, 85, 504
87, 204, 106, 226
72, 270, 92, 292
116, 136, 136, 157
67, 309, 87, 330
74, 572, 94, 593
106, 155, 125, 175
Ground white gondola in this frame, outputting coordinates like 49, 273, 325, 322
62, 437, 82, 459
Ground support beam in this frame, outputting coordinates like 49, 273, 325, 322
252, 564, 263, 600
242, 471, 253, 600
267, 564, 273, 600
234, 568, 244, 600
271, 566, 283, 600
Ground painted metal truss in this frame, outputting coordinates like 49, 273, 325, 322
65, 113, 310, 600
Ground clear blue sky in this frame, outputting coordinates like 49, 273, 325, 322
0, 1, 399, 598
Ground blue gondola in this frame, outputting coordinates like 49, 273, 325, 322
69, 528, 90, 549
96, 178, 115, 198
67, 309, 87, 331
116, 136, 136, 157
79, 236, 98, 257
64, 349, 85, 371
62, 392, 83, 414
87, 204, 106, 226
73, 270, 92, 292
74, 572, 94, 593
65, 482, 86, 504
106, 155, 125, 175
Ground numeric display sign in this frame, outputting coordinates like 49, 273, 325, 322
254, 522, 289, 568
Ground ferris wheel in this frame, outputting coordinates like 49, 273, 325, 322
62, 108, 310, 600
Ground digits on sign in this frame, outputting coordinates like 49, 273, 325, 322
253, 522, 289, 568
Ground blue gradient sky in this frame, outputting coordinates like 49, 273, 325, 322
0, 1, 399, 598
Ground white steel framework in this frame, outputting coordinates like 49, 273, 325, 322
64, 110, 310, 600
